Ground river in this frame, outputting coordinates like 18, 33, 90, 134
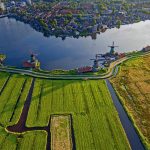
0, 17, 150, 70
106, 80, 145, 150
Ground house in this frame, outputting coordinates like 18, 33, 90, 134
59, 9, 72, 15
23, 60, 40, 69
23, 61, 35, 68
23, 54, 40, 69
142, 46, 150, 52
118, 53, 126, 58
77, 66, 93, 73
80, 3, 94, 11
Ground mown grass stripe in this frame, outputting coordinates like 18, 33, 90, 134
36, 80, 44, 121
0, 75, 25, 125
9, 79, 27, 122
0, 74, 10, 96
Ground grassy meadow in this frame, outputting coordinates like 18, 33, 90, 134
111, 54, 150, 149
0, 72, 130, 149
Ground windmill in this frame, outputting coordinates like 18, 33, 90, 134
90, 54, 104, 70
0, 50, 6, 66
29, 50, 38, 63
108, 41, 119, 55
0, 57, 3, 65
23, 50, 40, 69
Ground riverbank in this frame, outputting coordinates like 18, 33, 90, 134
7, 12, 149, 39
110, 53, 150, 149
106, 80, 145, 150
19, 50, 150, 76
0, 55, 130, 79
0, 51, 149, 79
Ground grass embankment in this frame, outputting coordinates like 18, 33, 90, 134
0, 73, 32, 127
26, 79, 130, 149
34, 69, 77, 75
34, 68, 107, 76
111, 54, 150, 149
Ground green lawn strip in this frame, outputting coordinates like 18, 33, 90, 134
36, 80, 53, 126
71, 81, 85, 113
51, 80, 64, 113
0, 126, 47, 150
80, 80, 130, 149
9, 77, 33, 126
0, 72, 10, 93
0, 126, 9, 147
106, 112, 131, 149
0, 126, 17, 150
73, 114, 95, 150
26, 79, 43, 127
0, 75, 26, 126
19, 130, 47, 150
26, 79, 53, 127
63, 80, 77, 113
81, 81, 114, 149
1, 134, 17, 150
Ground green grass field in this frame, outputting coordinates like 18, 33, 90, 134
0, 72, 130, 149
0, 126, 47, 150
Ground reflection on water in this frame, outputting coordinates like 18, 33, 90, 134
0, 17, 150, 70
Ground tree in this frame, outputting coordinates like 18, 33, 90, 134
117, 20, 122, 28
39, 19, 49, 30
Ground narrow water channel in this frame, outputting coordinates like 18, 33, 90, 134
106, 79, 145, 150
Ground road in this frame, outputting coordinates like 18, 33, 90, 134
1, 51, 150, 80
0, 56, 129, 80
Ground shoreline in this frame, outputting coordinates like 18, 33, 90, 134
0, 51, 149, 79
1, 50, 148, 76
4, 14, 149, 39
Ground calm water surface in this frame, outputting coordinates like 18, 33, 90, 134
0, 17, 150, 70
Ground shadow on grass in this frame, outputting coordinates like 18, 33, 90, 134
5, 78, 79, 150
